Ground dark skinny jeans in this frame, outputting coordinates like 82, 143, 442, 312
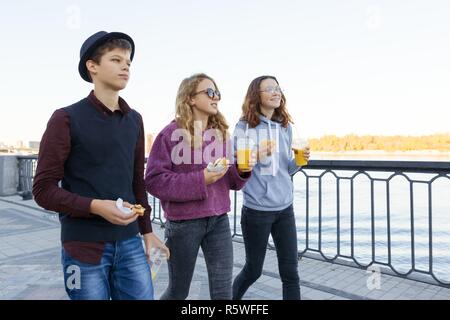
232, 204, 301, 300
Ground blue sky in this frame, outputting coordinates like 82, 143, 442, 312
1, 0, 449, 144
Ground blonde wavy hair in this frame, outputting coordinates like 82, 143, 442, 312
175, 73, 229, 148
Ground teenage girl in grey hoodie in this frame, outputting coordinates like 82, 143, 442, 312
232, 75, 310, 300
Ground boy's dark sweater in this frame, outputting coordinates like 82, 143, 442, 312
33, 91, 152, 264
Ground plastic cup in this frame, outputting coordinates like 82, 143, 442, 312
292, 138, 309, 166
237, 138, 253, 171
149, 247, 167, 280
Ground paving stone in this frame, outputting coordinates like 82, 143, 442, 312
2, 197, 450, 300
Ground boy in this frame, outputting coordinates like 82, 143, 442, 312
32, 31, 169, 300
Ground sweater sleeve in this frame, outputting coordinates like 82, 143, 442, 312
32, 109, 93, 218
226, 164, 251, 191
132, 113, 153, 235
144, 132, 208, 202
226, 128, 251, 190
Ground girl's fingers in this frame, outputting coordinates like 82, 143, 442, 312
214, 169, 226, 177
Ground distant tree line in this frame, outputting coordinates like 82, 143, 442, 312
309, 133, 450, 152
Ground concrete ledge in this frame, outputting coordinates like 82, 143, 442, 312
0, 155, 18, 196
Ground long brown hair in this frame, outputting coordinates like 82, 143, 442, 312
241, 75, 293, 128
175, 73, 229, 148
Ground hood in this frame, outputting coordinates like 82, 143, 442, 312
258, 115, 279, 128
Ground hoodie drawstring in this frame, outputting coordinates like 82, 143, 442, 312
268, 120, 277, 176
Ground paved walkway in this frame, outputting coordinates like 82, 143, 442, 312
1, 195, 450, 300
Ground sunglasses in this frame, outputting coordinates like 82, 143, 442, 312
192, 88, 221, 100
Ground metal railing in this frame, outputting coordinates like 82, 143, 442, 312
285, 160, 450, 287
17, 156, 450, 286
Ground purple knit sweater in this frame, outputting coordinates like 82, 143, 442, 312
145, 120, 250, 221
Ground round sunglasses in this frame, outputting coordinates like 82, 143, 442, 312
192, 88, 221, 100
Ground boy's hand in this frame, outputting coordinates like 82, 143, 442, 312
90, 199, 139, 226
203, 167, 228, 185
143, 233, 170, 260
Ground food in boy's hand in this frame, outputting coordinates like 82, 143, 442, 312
116, 198, 132, 215
130, 204, 146, 216
116, 198, 146, 216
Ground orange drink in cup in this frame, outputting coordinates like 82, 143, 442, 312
292, 138, 309, 166
237, 137, 253, 171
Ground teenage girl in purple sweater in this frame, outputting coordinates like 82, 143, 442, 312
145, 73, 255, 299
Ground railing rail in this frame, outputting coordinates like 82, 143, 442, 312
16, 155, 450, 286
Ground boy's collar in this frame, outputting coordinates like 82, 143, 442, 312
87, 90, 131, 115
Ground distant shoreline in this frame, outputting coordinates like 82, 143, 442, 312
1, 150, 449, 161
313, 150, 450, 155
311, 150, 450, 161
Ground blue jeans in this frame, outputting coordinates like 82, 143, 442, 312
232, 204, 301, 300
161, 214, 233, 300
61, 235, 153, 300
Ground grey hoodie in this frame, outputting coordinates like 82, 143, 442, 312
233, 115, 301, 211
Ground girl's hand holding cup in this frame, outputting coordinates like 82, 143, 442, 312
234, 150, 257, 174
292, 138, 310, 167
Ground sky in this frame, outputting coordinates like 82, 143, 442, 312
1, 0, 449, 144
